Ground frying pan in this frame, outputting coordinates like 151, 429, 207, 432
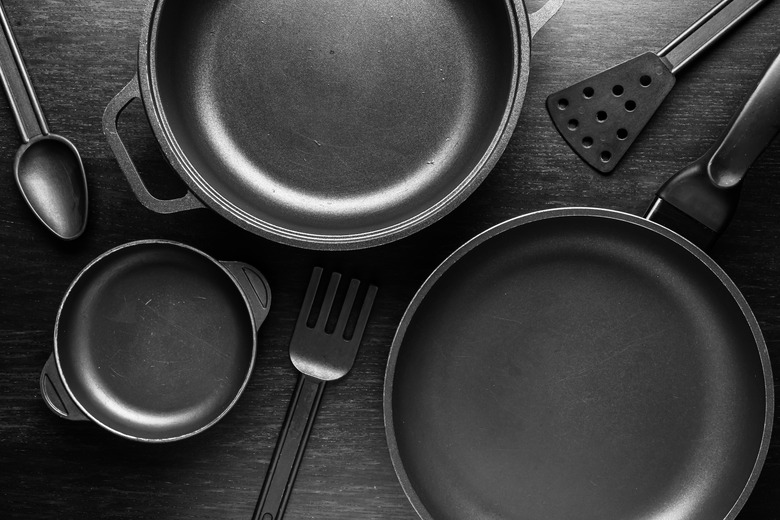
39, 240, 271, 442
103, 0, 563, 250
384, 50, 780, 520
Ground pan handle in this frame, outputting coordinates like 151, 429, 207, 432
221, 261, 272, 330
40, 354, 87, 421
706, 50, 780, 190
529, 0, 564, 38
102, 76, 205, 214
647, 49, 780, 247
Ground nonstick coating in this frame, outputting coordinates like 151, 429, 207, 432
146, 0, 517, 245
55, 242, 255, 441
385, 209, 772, 520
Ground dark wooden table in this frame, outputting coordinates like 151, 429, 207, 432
1, 0, 778, 518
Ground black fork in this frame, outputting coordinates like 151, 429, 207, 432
252, 267, 378, 520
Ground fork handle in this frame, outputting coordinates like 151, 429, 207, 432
253, 374, 325, 520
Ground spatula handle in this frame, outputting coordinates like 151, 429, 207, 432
253, 374, 326, 520
658, 0, 766, 74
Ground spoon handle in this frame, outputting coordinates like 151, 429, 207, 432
0, 1, 47, 142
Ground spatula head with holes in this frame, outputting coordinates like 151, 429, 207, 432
547, 52, 676, 173
545, 0, 770, 173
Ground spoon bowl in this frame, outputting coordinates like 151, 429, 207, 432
15, 134, 87, 240
0, 1, 88, 239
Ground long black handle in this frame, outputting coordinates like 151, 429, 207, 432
0, 1, 47, 142
253, 375, 325, 520
647, 49, 780, 247
707, 50, 780, 188
658, 0, 766, 74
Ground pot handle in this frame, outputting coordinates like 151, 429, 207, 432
529, 0, 564, 39
102, 76, 205, 214
222, 261, 272, 330
40, 354, 87, 421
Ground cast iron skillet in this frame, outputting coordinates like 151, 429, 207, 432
40, 240, 271, 442
384, 50, 780, 520
103, 0, 563, 250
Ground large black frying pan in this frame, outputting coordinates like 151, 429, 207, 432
103, 0, 563, 250
384, 51, 780, 520
40, 240, 271, 442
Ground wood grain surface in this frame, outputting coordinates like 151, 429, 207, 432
1, 0, 779, 518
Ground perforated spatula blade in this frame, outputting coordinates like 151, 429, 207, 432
547, 52, 676, 173
547, 0, 767, 173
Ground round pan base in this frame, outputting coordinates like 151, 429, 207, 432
386, 209, 771, 520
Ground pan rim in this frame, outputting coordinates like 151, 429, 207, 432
137, 0, 530, 250
52, 239, 259, 443
383, 206, 774, 520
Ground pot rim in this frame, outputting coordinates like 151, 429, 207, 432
51, 239, 260, 442
135, 0, 532, 250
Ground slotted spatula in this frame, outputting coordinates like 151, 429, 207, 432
252, 267, 378, 520
546, 0, 767, 174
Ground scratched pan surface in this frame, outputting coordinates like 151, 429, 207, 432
384, 209, 772, 520
145, 0, 520, 247
54, 242, 256, 441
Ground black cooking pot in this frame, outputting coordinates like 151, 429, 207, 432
40, 240, 271, 442
103, 0, 563, 250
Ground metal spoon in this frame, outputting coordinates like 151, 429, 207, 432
0, 2, 87, 240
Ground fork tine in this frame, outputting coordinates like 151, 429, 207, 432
349, 284, 378, 342
295, 267, 323, 329
314, 272, 341, 330
334, 278, 360, 337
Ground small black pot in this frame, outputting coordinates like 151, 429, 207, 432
40, 240, 271, 442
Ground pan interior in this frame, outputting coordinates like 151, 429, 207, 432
56, 243, 254, 440
150, 0, 516, 237
390, 215, 767, 520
